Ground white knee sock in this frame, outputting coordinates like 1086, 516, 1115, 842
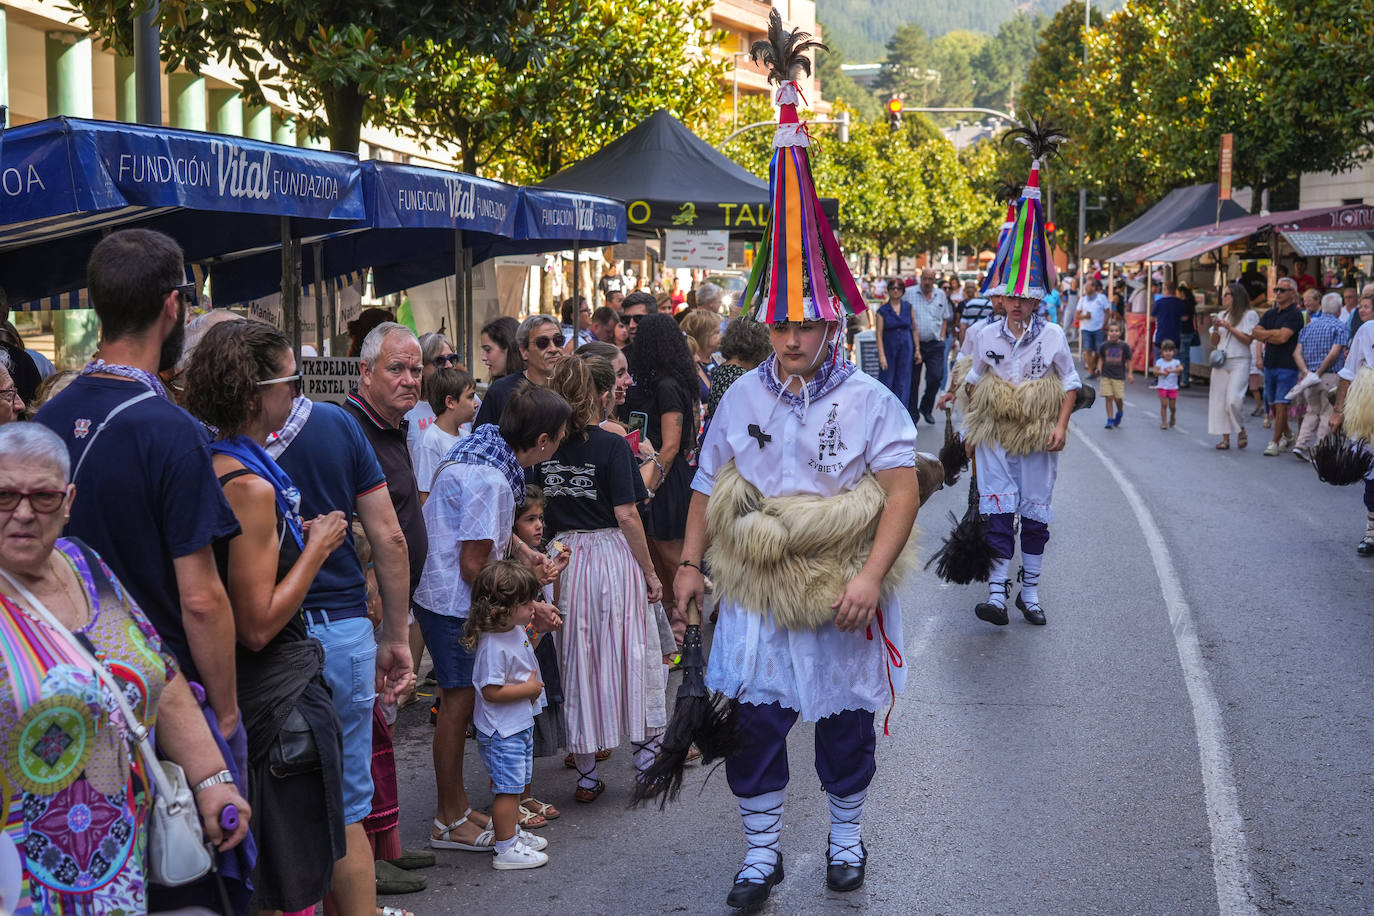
1020, 553, 1043, 606
632, 736, 661, 775
827, 789, 866, 866
987, 557, 1012, 608
573, 752, 598, 790
737, 789, 785, 880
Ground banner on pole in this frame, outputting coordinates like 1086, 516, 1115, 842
302, 357, 361, 403
1218, 133, 1234, 201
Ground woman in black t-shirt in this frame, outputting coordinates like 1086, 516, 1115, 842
624, 314, 699, 648
540, 358, 665, 802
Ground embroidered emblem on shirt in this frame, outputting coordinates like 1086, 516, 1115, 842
73, 419, 91, 439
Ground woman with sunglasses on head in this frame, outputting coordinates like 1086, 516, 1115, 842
0, 422, 252, 916
406, 331, 461, 462
184, 319, 352, 914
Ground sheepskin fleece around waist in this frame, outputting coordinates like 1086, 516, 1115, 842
704, 460, 914, 631
1346, 366, 1374, 441
963, 373, 1065, 455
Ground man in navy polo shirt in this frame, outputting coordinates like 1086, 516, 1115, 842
269, 392, 414, 914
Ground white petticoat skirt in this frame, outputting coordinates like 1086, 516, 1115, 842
706, 595, 906, 722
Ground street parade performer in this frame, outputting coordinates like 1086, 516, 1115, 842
961, 120, 1082, 627
673, 10, 922, 909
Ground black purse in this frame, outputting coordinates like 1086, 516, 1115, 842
268, 706, 322, 778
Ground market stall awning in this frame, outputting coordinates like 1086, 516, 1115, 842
369, 186, 626, 297
0, 116, 365, 304
537, 108, 837, 232
1083, 183, 1248, 261
210, 159, 523, 304
1107, 203, 1374, 265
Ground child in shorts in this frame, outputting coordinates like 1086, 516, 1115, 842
1154, 340, 1183, 428
464, 560, 552, 870
1097, 321, 1133, 428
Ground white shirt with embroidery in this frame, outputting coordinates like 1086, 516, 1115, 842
693, 364, 916, 720
1338, 318, 1374, 382
965, 316, 1082, 392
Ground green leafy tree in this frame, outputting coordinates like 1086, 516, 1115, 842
874, 24, 937, 105
926, 30, 984, 110
969, 12, 1043, 114
1044, 0, 1374, 228
404, 0, 726, 180
69, 0, 536, 152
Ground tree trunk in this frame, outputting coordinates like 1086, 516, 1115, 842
322, 80, 366, 154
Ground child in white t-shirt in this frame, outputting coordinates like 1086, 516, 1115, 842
1153, 340, 1183, 429
464, 560, 551, 870
416, 367, 478, 499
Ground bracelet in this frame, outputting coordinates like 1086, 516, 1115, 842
652, 457, 667, 481
680, 559, 703, 572
193, 769, 235, 794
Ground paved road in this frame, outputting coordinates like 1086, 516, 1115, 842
384, 373, 1373, 915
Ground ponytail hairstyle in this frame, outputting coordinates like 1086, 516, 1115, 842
547, 357, 600, 439
461, 560, 542, 649
184, 319, 291, 437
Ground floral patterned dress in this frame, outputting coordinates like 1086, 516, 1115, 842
0, 538, 176, 916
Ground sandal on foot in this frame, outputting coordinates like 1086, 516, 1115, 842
429, 811, 494, 851
376, 860, 426, 895
379, 907, 416, 916
521, 796, 561, 820
1215, 440, 1230, 450
1238, 430, 1248, 448
596, 748, 612, 762
684, 745, 701, 765
517, 805, 548, 829
574, 779, 606, 803
386, 848, 436, 870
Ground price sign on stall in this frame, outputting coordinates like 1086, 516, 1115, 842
302, 357, 361, 403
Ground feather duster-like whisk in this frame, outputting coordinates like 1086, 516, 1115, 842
939, 408, 968, 486
1002, 116, 1068, 163
1311, 432, 1374, 485
925, 466, 994, 585
750, 8, 827, 83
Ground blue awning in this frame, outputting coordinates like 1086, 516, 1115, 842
210, 159, 524, 304
0, 116, 365, 304
211, 165, 627, 303
370, 186, 627, 297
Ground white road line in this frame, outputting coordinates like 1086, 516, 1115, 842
1072, 425, 1259, 916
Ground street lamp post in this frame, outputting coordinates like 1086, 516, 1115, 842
731, 51, 751, 130
1077, 0, 1091, 268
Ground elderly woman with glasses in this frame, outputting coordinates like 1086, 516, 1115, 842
183, 319, 352, 913
406, 331, 461, 460
0, 422, 251, 915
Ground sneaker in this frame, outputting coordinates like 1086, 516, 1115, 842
1104, 420, 1116, 429
492, 842, 549, 870
1279, 433, 1295, 450
1113, 410, 1123, 424
1292, 446, 1310, 461
1263, 441, 1280, 456
517, 829, 548, 851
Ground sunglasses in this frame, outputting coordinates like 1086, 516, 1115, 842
432, 354, 460, 368
619, 313, 646, 325
0, 489, 66, 513
532, 334, 566, 350
170, 282, 199, 309
257, 373, 303, 396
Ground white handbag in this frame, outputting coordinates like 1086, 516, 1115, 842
0, 566, 215, 886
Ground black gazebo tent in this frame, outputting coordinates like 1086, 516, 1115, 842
538, 108, 837, 234
1083, 183, 1248, 261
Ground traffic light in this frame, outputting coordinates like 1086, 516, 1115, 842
887, 96, 903, 129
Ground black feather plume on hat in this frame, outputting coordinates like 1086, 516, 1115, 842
1002, 116, 1068, 163
994, 177, 1022, 205
1311, 432, 1373, 485
750, 8, 827, 85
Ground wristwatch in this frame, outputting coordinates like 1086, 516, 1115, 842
193, 769, 235, 794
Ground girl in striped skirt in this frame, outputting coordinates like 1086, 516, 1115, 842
538, 357, 666, 803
